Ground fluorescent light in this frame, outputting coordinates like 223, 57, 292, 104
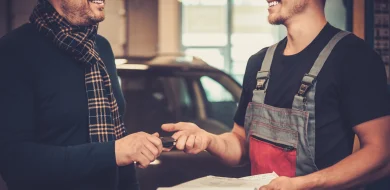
117, 64, 149, 70
127, 64, 149, 70
115, 59, 128, 65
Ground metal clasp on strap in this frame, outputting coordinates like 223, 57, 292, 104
256, 71, 270, 90
297, 73, 317, 97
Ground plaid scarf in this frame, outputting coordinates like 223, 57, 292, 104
29, 0, 126, 142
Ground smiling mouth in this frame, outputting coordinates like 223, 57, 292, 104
268, 0, 280, 8
89, 0, 105, 5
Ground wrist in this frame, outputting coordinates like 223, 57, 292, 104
114, 140, 121, 166
115, 139, 131, 166
296, 173, 325, 190
205, 132, 217, 151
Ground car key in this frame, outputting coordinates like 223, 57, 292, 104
160, 137, 176, 148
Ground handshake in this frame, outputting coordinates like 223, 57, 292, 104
114, 122, 211, 168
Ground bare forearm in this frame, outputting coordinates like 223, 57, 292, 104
206, 132, 247, 166
298, 145, 390, 190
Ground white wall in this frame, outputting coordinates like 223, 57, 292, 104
325, 0, 348, 30
127, 0, 158, 56
158, 0, 180, 54
98, 0, 127, 56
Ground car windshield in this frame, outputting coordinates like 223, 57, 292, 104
118, 68, 241, 135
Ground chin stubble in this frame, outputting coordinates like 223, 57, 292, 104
268, 0, 308, 25
60, 0, 104, 26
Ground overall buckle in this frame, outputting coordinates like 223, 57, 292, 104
256, 71, 270, 90
297, 73, 316, 97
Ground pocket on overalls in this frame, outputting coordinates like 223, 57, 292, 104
249, 134, 297, 177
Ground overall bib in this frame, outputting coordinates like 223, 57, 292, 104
245, 31, 350, 177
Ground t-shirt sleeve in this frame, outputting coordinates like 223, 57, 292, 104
234, 51, 264, 126
340, 39, 390, 127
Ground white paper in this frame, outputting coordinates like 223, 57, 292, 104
157, 172, 279, 190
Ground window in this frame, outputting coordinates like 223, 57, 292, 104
200, 76, 234, 102
181, 0, 284, 84
181, 0, 230, 74
120, 72, 196, 134
182, 0, 228, 47
181, 0, 350, 84
185, 48, 225, 70
199, 76, 236, 128
231, 0, 283, 83
169, 77, 196, 122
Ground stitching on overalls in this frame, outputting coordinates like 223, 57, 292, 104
251, 120, 298, 134
251, 115, 303, 129
250, 103, 308, 116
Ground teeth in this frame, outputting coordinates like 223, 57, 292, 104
91, 0, 104, 4
269, 1, 279, 7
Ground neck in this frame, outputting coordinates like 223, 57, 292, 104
46, 0, 85, 26
283, 7, 327, 55
47, 0, 65, 17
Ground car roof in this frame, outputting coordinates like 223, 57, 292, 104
115, 53, 220, 72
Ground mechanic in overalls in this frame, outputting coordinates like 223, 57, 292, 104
162, 0, 390, 189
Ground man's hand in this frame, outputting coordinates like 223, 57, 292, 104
115, 132, 162, 168
161, 122, 213, 154
259, 177, 304, 190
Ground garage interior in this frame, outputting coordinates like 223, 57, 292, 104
0, 0, 388, 190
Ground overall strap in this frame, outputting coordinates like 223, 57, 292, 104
254, 43, 278, 103
293, 31, 351, 110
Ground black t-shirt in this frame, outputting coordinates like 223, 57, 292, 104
234, 23, 390, 170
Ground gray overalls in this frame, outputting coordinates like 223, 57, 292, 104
245, 31, 350, 177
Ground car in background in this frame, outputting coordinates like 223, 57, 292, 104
116, 54, 250, 190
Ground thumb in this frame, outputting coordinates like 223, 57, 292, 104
259, 185, 269, 190
152, 132, 159, 137
161, 123, 181, 132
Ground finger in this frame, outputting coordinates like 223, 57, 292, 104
193, 135, 203, 153
161, 123, 182, 132
141, 146, 156, 162
162, 147, 172, 152
147, 135, 163, 150
172, 131, 184, 141
151, 136, 163, 155
144, 141, 159, 158
135, 161, 145, 169
163, 122, 190, 132
176, 135, 188, 150
136, 153, 150, 169
157, 146, 163, 157
193, 135, 201, 149
185, 135, 196, 152
152, 132, 160, 137
259, 186, 270, 190
135, 163, 142, 169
